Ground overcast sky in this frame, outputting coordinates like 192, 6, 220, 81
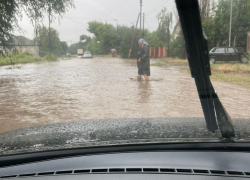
15, 0, 176, 45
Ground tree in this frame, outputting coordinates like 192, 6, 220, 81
202, 0, 250, 50
0, 0, 74, 55
156, 7, 173, 57
68, 34, 91, 55
60, 41, 68, 55
36, 26, 60, 56
170, 31, 186, 59
87, 21, 119, 54
118, 26, 140, 58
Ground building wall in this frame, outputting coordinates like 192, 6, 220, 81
15, 46, 39, 57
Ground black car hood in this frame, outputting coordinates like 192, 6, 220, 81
0, 117, 250, 156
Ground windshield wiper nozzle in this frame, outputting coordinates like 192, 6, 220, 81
175, 0, 235, 139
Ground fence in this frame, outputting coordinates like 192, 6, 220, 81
149, 47, 166, 58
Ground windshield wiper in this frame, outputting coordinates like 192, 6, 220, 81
175, 0, 235, 139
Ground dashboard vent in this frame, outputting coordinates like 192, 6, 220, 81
55, 170, 73, 175
0, 168, 249, 178
109, 168, 125, 172
126, 168, 142, 172
91, 169, 108, 173
210, 170, 226, 174
160, 168, 175, 172
18, 174, 36, 177
74, 169, 91, 174
143, 168, 159, 172
193, 169, 209, 174
37, 172, 54, 176
0, 175, 17, 178
176, 169, 192, 173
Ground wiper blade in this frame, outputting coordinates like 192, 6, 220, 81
175, 0, 235, 139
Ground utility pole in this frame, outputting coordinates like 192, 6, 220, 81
128, 13, 140, 58
35, 20, 37, 46
142, 13, 145, 38
140, 0, 142, 37
229, 0, 233, 46
114, 19, 118, 30
49, 3, 51, 58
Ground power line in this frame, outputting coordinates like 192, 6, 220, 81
94, 0, 124, 19
63, 16, 159, 22
145, 21, 153, 31
64, 17, 88, 26
146, 1, 173, 18
146, 0, 170, 14
100, 0, 126, 19
111, 0, 133, 14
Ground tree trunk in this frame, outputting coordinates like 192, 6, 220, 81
233, 0, 244, 48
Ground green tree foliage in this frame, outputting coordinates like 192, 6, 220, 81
118, 26, 140, 58
36, 26, 61, 56
156, 7, 173, 57
0, 0, 74, 55
60, 41, 68, 55
202, 0, 250, 49
172, 0, 250, 58
68, 34, 91, 55
88, 22, 117, 54
210, 0, 250, 49
169, 31, 186, 59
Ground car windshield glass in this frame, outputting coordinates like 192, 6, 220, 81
215, 48, 225, 53
0, 0, 250, 156
227, 48, 236, 53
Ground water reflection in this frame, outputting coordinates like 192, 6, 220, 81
137, 81, 151, 103
0, 58, 249, 133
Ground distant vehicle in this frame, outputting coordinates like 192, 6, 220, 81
209, 47, 248, 63
77, 49, 83, 58
83, 51, 92, 58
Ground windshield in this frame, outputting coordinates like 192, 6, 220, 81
0, 0, 250, 156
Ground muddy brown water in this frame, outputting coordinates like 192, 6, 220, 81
0, 57, 249, 133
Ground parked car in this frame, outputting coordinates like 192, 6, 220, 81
209, 47, 248, 63
83, 51, 92, 58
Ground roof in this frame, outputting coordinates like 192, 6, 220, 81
212, 46, 235, 48
13, 36, 36, 46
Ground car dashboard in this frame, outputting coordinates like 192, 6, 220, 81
1, 150, 250, 180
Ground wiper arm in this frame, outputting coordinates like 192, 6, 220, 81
175, 0, 235, 139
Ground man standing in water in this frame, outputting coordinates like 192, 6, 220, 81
137, 38, 150, 81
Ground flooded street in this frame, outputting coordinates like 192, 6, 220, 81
0, 57, 250, 133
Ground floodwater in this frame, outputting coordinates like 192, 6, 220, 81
0, 57, 250, 133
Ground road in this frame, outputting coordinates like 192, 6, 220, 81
0, 57, 249, 133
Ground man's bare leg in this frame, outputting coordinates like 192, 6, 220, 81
137, 74, 142, 80
143, 74, 149, 81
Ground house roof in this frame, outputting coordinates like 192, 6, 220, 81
13, 36, 36, 46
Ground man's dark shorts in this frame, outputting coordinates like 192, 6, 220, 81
138, 69, 150, 76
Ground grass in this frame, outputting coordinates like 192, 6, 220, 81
211, 72, 250, 89
61, 54, 75, 60
152, 57, 250, 90
210, 62, 250, 75
0, 52, 57, 66
151, 57, 188, 67
210, 62, 250, 89
93, 54, 113, 58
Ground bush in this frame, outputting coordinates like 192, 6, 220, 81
0, 52, 41, 66
0, 52, 58, 66
44, 54, 57, 61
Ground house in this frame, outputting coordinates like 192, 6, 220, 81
13, 36, 39, 57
